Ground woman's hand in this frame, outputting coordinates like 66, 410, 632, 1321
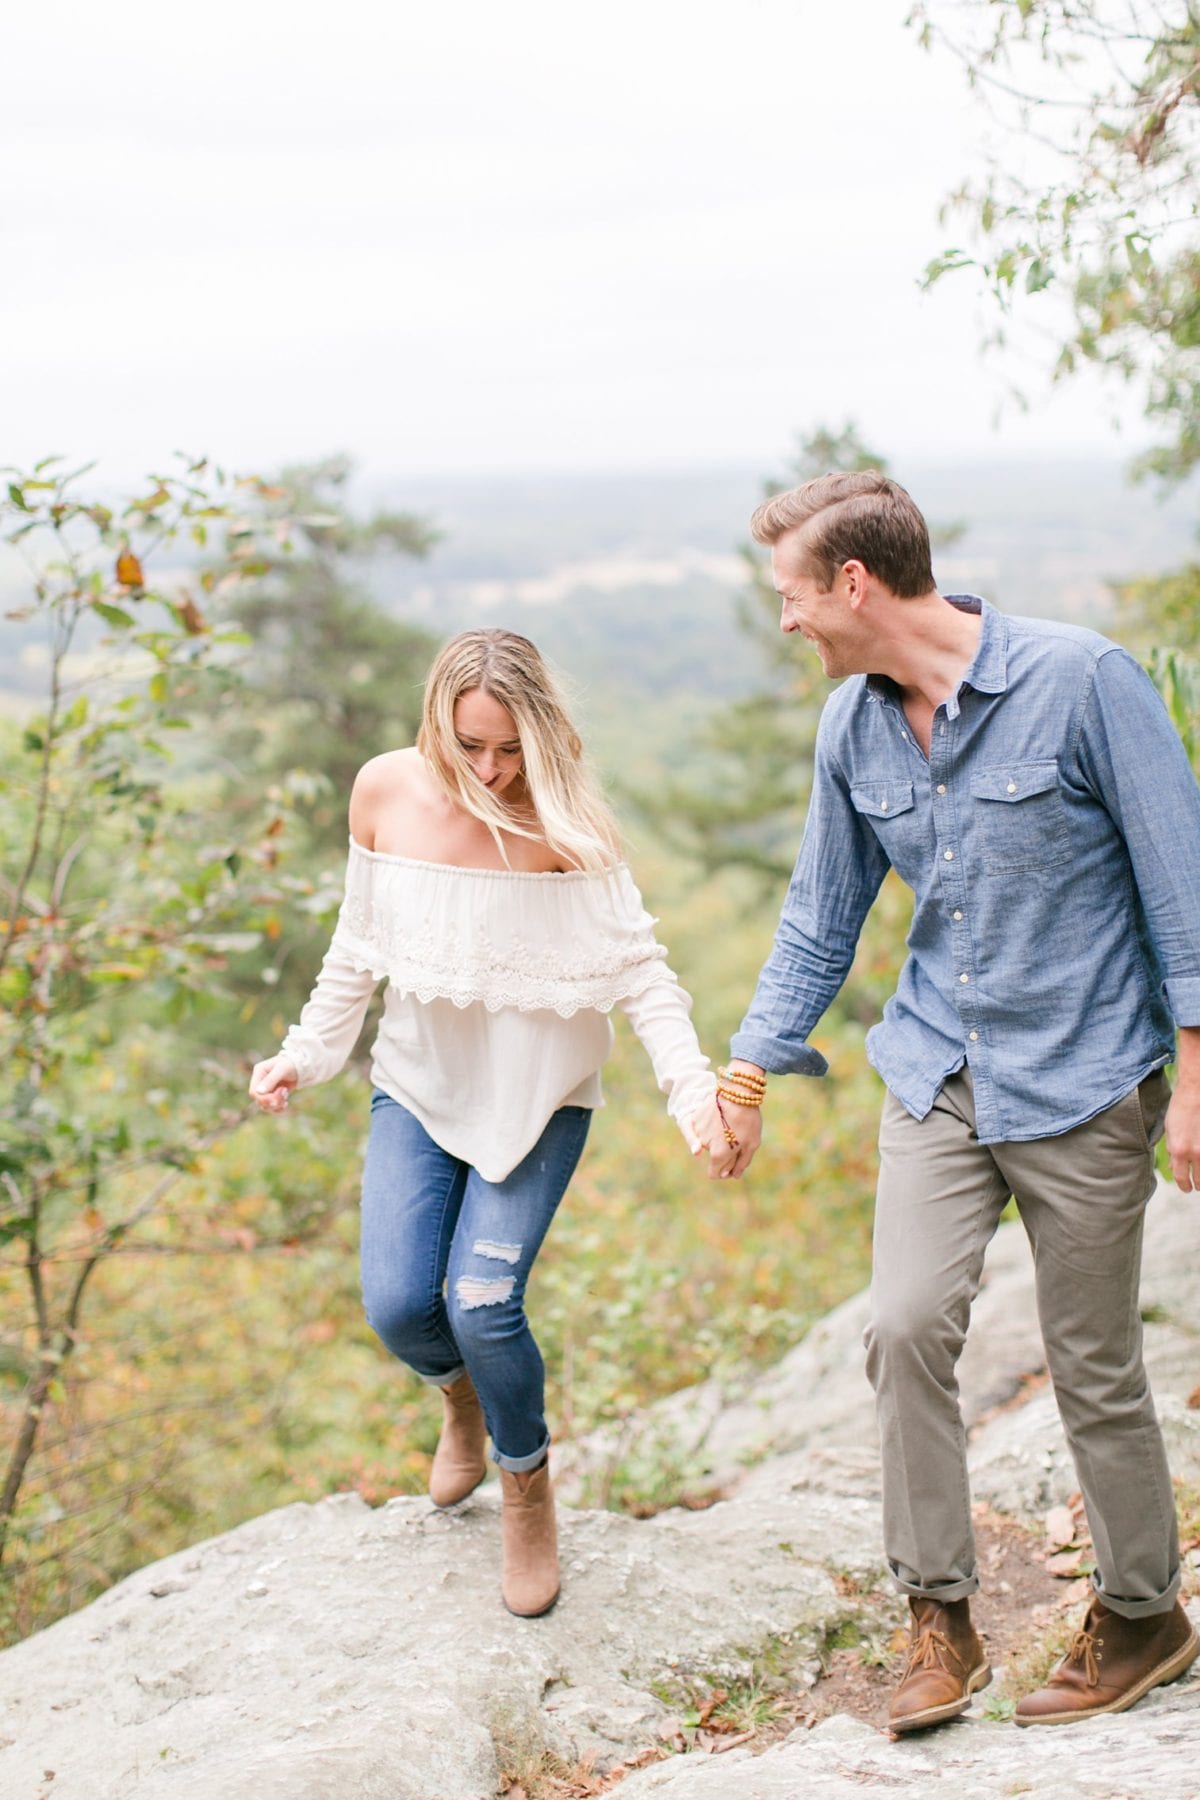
248, 1054, 298, 1114
690, 1096, 744, 1181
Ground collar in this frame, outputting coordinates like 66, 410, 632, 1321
864, 595, 1008, 716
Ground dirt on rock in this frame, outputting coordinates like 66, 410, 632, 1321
805, 1503, 1089, 1733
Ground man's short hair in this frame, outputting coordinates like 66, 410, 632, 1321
751, 471, 934, 598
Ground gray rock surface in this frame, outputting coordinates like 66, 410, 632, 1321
616, 1690, 1200, 1800
1, 1184, 1197, 1798
0, 1486, 876, 1799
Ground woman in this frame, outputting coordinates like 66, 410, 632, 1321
249, 629, 730, 1616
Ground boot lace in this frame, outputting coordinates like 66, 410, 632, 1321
904, 1626, 964, 1679
1064, 1627, 1102, 1688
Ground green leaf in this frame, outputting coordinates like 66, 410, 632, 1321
7, 482, 29, 511
92, 601, 136, 629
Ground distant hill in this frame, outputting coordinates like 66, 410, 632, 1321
4, 457, 1196, 720
364, 454, 1199, 671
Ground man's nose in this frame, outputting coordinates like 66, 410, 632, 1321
780, 599, 798, 633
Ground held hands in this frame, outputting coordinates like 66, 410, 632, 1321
689, 1061, 766, 1181
248, 1054, 298, 1114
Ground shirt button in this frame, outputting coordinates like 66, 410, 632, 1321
959, 972, 970, 984
880, 799, 889, 811
953, 909, 963, 920
936, 784, 947, 795
969, 1030, 979, 1042
943, 849, 954, 861
1006, 780, 1017, 793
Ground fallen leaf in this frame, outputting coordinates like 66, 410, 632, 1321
1187, 1383, 1200, 1410
1045, 1549, 1085, 1578
696, 1691, 727, 1727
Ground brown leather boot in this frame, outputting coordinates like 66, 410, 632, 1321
1015, 1598, 1198, 1726
888, 1596, 991, 1734
428, 1373, 487, 1508
499, 1459, 559, 1617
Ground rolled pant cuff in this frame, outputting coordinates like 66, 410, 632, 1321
492, 1436, 551, 1474
891, 1564, 979, 1605
421, 1364, 468, 1389
1091, 1570, 1182, 1620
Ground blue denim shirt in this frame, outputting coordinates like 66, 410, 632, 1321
731, 598, 1200, 1143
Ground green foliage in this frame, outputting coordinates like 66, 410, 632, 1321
1110, 560, 1200, 764
910, 1, 1200, 483
196, 456, 438, 856
0, 459, 324, 1583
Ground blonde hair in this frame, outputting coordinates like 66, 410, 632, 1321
417, 629, 621, 872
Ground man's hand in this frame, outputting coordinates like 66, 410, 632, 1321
1165, 1028, 1200, 1191
716, 1096, 763, 1179
712, 1051, 770, 1180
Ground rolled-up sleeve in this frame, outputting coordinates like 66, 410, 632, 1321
730, 721, 889, 1073
1077, 646, 1200, 1028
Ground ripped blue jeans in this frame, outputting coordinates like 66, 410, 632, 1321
360, 1090, 591, 1472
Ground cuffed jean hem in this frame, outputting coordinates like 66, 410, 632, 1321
1092, 1568, 1182, 1619
890, 1563, 979, 1605
491, 1435, 550, 1474
419, 1364, 468, 1389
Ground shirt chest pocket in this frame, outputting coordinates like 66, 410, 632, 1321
968, 759, 1070, 874
850, 780, 923, 875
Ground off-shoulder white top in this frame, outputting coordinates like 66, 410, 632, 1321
279, 839, 716, 1181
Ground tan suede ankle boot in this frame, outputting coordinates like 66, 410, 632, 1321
499, 1460, 559, 1617
889, 1596, 991, 1734
1015, 1598, 1198, 1725
428, 1373, 487, 1508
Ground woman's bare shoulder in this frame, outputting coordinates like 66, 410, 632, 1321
349, 748, 423, 846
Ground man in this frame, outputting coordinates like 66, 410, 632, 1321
718, 470, 1200, 1733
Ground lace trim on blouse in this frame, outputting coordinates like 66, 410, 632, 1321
330, 838, 673, 1017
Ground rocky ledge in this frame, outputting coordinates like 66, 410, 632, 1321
1, 1184, 1197, 1799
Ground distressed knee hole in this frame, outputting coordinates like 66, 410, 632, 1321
472, 1239, 522, 1266
455, 1276, 515, 1310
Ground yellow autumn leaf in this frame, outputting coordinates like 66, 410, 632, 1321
115, 548, 144, 588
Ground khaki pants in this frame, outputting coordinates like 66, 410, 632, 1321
865, 1066, 1180, 1620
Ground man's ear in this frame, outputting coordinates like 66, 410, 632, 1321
841, 559, 870, 610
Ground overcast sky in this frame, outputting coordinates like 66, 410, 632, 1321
2, 0, 1149, 486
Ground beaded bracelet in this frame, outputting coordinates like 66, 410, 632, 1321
714, 1093, 740, 1150
718, 1064, 766, 1091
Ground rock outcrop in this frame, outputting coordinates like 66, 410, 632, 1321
1, 1184, 1197, 1799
